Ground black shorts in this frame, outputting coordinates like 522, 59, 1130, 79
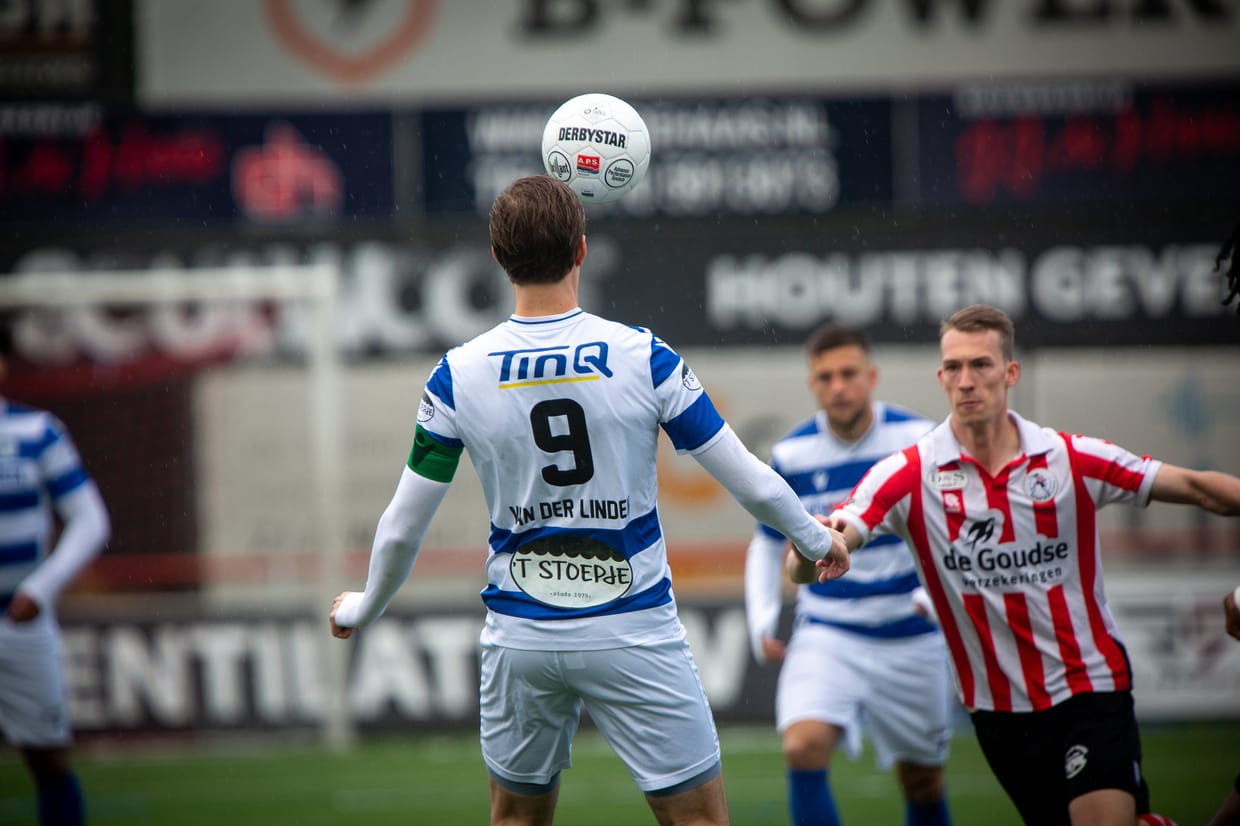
969, 691, 1150, 826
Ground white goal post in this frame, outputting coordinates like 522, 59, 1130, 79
0, 264, 355, 750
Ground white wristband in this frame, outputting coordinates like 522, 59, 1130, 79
1232, 584, 1240, 605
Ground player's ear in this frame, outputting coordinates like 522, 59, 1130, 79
1006, 359, 1021, 387
490, 245, 498, 262
576, 235, 587, 266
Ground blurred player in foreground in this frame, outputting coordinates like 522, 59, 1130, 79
0, 328, 111, 826
744, 324, 951, 826
330, 174, 849, 826
795, 304, 1240, 826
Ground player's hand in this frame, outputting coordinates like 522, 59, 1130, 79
819, 513, 849, 534
330, 592, 356, 639
807, 515, 852, 583
814, 530, 850, 583
785, 547, 816, 584
786, 525, 850, 584
911, 587, 939, 626
760, 636, 786, 664
6, 592, 40, 624
1225, 587, 1240, 642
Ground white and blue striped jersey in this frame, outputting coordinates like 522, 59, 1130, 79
751, 402, 936, 639
0, 401, 93, 611
417, 308, 726, 651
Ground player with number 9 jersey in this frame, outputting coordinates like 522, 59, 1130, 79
329, 175, 849, 826
420, 311, 723, 651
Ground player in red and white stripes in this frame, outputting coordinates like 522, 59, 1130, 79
793, 304, 1240, 826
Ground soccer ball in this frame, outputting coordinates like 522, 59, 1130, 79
541, 93, 651, 205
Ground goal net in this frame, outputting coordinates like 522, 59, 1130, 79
0, 264, 354, 748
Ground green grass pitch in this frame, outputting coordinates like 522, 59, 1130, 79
2, 722, 1236, 824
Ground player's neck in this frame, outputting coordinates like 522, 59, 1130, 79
952, 411, 1021, 476
512, 269, 580, 317
828, 404, 873, 442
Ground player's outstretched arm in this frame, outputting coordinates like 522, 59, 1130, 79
1149, 465, 1240, 516
330, 466, 450, 638
693, 427, 846, 568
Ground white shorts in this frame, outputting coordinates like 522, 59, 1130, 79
776, 621, 951, 769
0, 613, 72, 747
479, 639, 721, 793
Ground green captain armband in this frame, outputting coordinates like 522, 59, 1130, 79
407, 425, 463, 483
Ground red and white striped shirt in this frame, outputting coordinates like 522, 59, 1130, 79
832, 412, 1161, 713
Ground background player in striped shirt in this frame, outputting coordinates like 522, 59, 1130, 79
330, 175, 850, 826
797, 304, 1240, 826
744, 324, 951, 826
0, 328, 111, 826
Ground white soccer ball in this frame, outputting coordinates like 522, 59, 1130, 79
542, 93, 651, 205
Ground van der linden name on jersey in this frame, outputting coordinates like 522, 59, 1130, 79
508, 497, 630, 527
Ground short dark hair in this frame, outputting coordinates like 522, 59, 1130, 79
940, 304, 1015, 361
805, 323, 871, 360
489, 175, 586, 285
